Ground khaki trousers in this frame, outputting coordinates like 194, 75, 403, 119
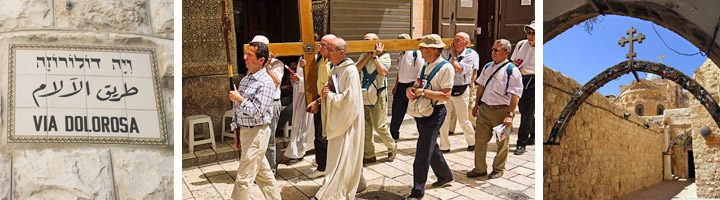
364, 89, 396, 158
231, 125, 281, 200
439, 88, 475, 150
473, 104, 510, 174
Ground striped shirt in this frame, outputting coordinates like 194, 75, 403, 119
231, 69, 275, 129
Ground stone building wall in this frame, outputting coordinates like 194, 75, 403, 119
662, 109, 693, 179
543, 66, 664, 200
688, 59, 720, 198
0, 0, 174, 199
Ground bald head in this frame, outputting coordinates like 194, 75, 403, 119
453, 32, 471, 53
455, 32, 470, 41
364, 33, 379, 40
327, 38, 347, 64
319, 34, 337, 57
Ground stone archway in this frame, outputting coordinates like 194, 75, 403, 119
546, 60, 720, 144
544, 0, 720, 67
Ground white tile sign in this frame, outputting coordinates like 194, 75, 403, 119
8, 44, 168, 144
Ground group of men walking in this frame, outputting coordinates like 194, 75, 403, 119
226, 20, 535, 200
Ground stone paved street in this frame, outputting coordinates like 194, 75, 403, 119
182, 115, 535, 200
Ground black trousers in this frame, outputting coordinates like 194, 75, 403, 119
517, 75, 535, 147
390, 82, 414, 139
313, 98, 328, 171
411, 105, 453, 197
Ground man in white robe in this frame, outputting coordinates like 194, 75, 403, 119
313, 38, 365, 200
283, 59, 315, 163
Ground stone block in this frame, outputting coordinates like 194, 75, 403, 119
13, 149, 114, 199
0, 155, 9, 200
0, 0, 53, 32
111, 149, 173, 199
54, 0, 153, 35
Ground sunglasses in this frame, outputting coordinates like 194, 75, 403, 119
527, 31, 535, 35
491, 47, 504, 52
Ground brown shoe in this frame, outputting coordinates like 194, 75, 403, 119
387, 145, 398, 162
363, 157, 377, 164
466, 170, 487, 178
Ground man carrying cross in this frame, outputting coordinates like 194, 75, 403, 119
250, 35, 285, 174
304, 34, 337, 178
438, 32, 479, 153
313, 37, 365, 199
356, 33, 397, 164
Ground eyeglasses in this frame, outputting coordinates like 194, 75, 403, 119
491, 47, 503, 52
527, 31, 535, 35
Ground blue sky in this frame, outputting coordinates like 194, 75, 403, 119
544, 15, 708, 96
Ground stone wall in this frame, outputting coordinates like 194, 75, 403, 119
688, 59, 720, 198
543, 66, 664, 199
0, 0, 174, 199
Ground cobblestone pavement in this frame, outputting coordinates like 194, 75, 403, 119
183, 115, 536, 200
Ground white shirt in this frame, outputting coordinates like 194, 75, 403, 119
475, 60, 523, 106
417, 57, 454, 105
268, 58, 284, 100
441, 48, 479, 85
396, 50, 425, 83
511, 40, 535, 74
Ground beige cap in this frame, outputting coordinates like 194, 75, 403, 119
419, 34, 445, 48
250, 35, 270, 44
524, 20, 535, 33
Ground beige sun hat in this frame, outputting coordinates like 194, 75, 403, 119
250, 35, 270, 44
524, 20, 535, 33
398, 33, 411, 40
419, 34, 445, 48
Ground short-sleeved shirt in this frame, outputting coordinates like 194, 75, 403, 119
417, 57, 454, 105
396, 50, 425, 83
511, 40, 535, 74
316, 56, 331, 95
358, 53, 391, 88
268, 58, 284, 100
474, 60, 523, 106
441, 48, 480, 86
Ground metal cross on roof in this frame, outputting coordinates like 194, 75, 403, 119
618, 26, 646, 81
618, 26, 646, 62
657, 52, 666, 64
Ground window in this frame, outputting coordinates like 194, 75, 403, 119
635, 104, 644, 116
657, 104, 665, 115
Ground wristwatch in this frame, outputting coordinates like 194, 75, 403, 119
506, 112, 514, 118
372, 56, 378, 60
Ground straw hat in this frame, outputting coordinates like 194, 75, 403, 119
419, 34, 445, 48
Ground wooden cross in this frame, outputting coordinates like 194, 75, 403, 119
240, 0, 454, 104
657, 52, 666, 64
618, 26, 645, 81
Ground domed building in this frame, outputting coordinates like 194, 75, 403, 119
614, 74, 691, 116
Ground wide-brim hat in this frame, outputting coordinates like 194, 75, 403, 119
398, 33, 411, 39
419, 34, 445, 48
524, 20, 535, 33
250, 35, 270, 44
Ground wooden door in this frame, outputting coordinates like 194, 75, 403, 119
438, 0, 478, 44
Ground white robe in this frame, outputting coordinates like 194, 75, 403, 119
284, 67, 315, 159
316, 59, 365, 199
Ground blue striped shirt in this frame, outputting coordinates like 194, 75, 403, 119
231, 69, 275, 129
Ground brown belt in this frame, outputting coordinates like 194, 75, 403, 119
487, 105, 509, 109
